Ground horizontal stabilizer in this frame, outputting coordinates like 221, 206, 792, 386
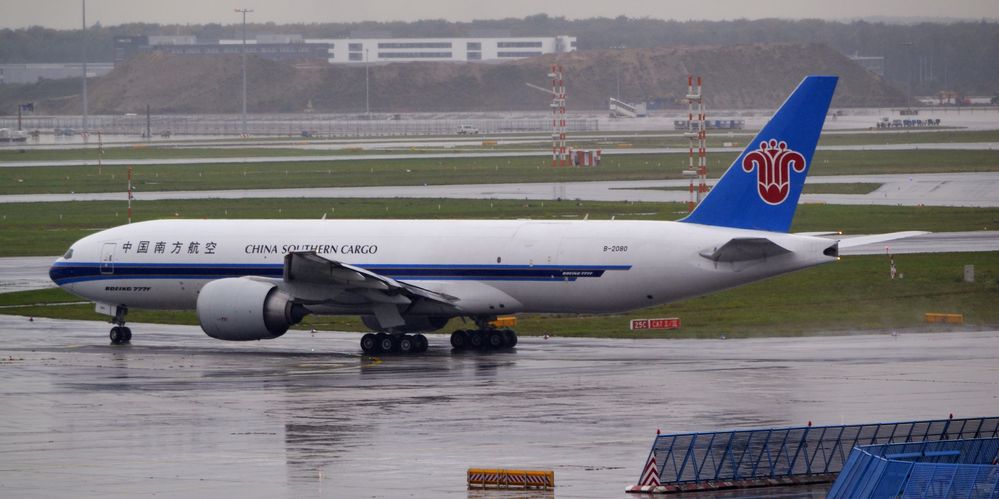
836, 231, 927, 249
795, 231, 842, 237
699, 237, 791, 263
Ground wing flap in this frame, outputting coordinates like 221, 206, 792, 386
284, 251, 387, 289
283, 251, 459, 306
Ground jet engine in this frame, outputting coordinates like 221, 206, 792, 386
361, 314, 450, 333
197, 278, 307, 341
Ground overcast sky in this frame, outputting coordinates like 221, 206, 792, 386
2, 0, 997, 29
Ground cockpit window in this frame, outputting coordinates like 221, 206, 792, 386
63, 248, 74, 260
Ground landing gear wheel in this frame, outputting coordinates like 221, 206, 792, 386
109, 326, 124, 345
398, 335, 415, 354
486, 331, 504, 349
108, 305, 130, 345
450, 330, 468, 349
503, 330, 517, 348
468, 331, 485, 349
414, 334, 429, 352
376, 333, 393, 353
360, 333, 378, 354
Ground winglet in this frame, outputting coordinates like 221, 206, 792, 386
681, 76, 838, 232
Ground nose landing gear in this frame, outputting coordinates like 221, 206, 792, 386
108, 305, 131, 345
110, 326, 132, 345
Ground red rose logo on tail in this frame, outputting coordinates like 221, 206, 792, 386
741, 139, 807, 205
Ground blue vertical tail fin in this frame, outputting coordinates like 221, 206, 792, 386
681, 76, 838, 232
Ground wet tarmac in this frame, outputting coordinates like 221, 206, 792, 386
0, 256, 59, 293
2, 141, 996, 169
4, 106, 998, 150
1, 314, 997, 497
5, 172, 999, 207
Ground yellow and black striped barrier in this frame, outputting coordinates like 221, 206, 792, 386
467, 468, 554, 489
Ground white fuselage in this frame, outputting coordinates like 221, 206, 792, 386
50, 219, 836, 317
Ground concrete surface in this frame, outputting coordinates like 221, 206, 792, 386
0, 314, 996, 497
4, 172, 999, 208
2, 141, 995, 168
0, 256, 60, 293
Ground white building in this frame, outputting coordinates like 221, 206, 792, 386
324, 36, 576, 63
215, 35, 577, 64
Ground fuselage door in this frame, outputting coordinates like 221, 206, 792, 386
511, 222, 565, 267
100, 243, 116, 275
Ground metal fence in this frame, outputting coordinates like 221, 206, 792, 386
0, 114, 600, 137
644, 417, 999, 487
827, 438, 999, 498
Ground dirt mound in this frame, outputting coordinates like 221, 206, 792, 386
26, 43, 904, 114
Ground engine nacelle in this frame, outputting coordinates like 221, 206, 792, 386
197, 278, 307, 341
361, 314, 450, 333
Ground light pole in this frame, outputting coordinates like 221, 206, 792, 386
902, 41, 914, 109
235, 8, 253, 136
365, 48, 370, 117
81, 0, 88, 133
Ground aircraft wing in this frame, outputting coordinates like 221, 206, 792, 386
279, 251, 459, 327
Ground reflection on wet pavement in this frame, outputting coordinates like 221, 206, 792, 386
0, 315, 996, 497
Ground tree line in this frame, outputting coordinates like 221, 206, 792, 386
1, 16, 997, 94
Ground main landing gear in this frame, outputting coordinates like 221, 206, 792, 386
357, 318, 519, 355
450, 316, 518, 351
359, 333, 429, 355
109, 305, 131, 345
449, 329, 518, 351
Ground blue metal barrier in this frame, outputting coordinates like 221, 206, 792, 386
827, 438, 999, 498
640, 417, 999, 492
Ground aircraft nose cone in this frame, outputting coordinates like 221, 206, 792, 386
49, 259, 66, 285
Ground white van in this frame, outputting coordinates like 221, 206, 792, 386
457, 125, 479, 135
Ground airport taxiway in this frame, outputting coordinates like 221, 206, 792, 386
0, 315, 996, 497
1, 141, 995, 168
0, 256, 60, 293
4, 172, 999, 207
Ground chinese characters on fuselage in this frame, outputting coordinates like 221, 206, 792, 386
120, 240, 218, 255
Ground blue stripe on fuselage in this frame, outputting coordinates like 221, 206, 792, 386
49, 261, 632, 285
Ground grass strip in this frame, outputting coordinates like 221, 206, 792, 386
4, 252, 996, 338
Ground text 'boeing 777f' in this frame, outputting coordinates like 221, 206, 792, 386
48, 75, 911, 353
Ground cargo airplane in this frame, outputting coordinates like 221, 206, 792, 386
49, 75, 912, 354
